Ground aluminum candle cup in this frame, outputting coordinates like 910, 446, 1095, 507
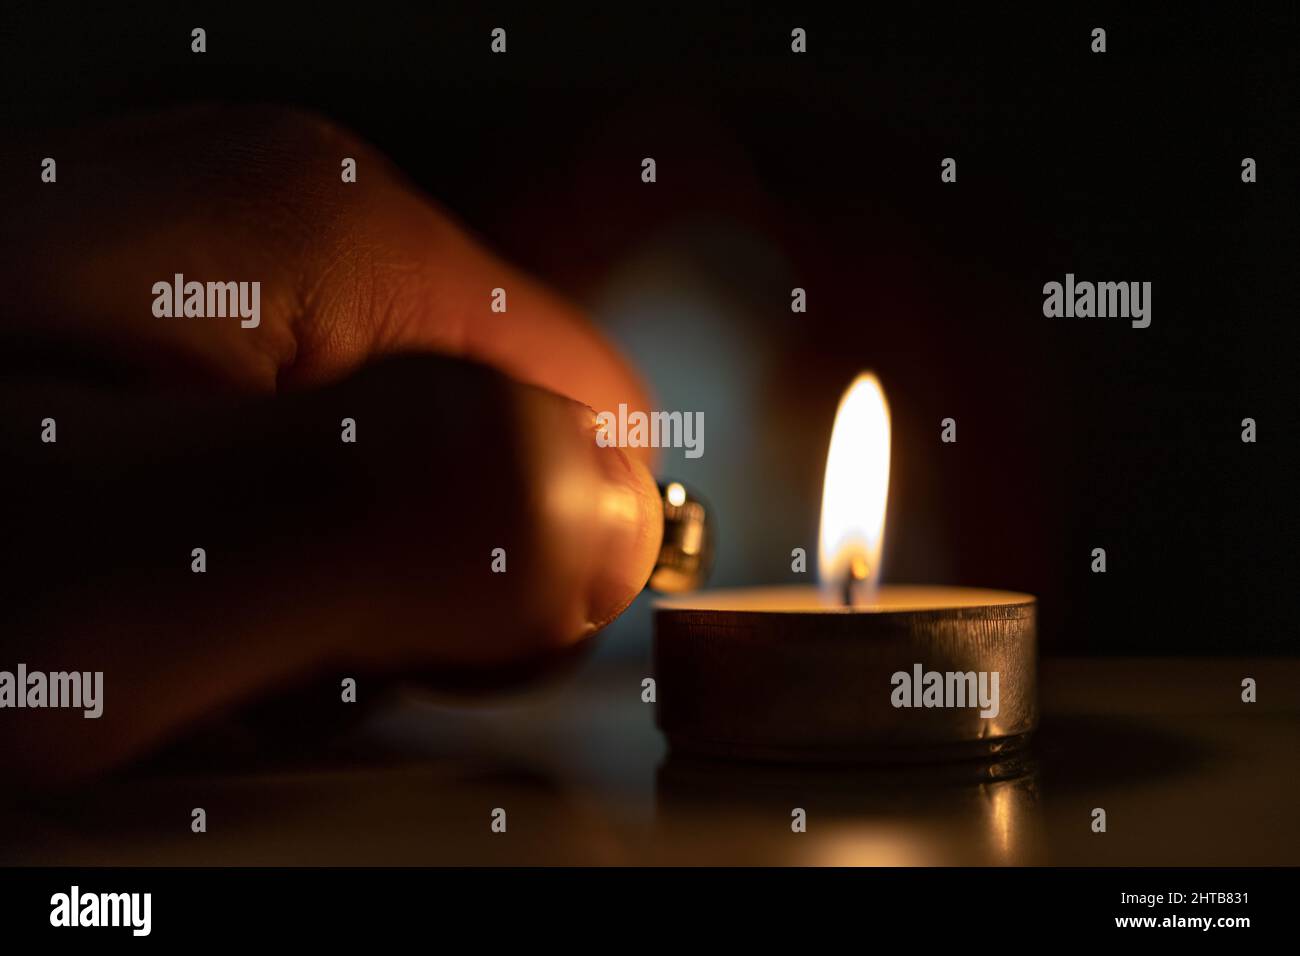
654, 585, 1037, 763
652, 372, 1037, 764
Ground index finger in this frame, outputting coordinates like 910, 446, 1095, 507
1, 106, 655, 459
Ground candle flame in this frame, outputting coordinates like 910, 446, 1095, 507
818, 372, 891, 604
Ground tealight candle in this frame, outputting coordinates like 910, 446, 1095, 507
654, 373, 1038, 762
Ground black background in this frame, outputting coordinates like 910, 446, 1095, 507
1, 2, 1295, 653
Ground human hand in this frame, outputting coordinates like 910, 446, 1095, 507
0, 106, 663, 784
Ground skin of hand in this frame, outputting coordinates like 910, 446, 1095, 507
0, 106, 663, 785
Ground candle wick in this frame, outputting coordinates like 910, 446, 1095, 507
842, 556, 870, 607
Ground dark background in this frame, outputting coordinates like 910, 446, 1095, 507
2, 2, 1295, 654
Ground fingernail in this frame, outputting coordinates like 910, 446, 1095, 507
584, 433, 663, 633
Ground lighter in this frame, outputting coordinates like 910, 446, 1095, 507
648, 481, 714, 593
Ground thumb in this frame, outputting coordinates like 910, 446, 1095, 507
0, 353, 662, 782
279, 353, 665, 669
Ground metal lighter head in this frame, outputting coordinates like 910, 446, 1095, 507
649, 480, 714, 593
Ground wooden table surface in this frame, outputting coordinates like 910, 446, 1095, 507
4, 656, 1297, 866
